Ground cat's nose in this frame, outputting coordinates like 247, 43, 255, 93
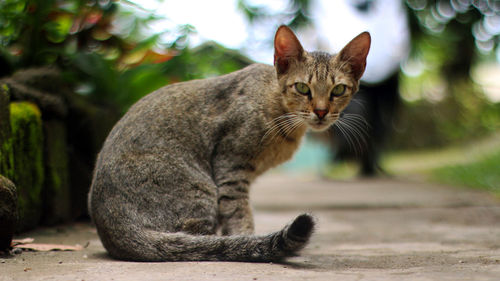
313, 109, 328, 120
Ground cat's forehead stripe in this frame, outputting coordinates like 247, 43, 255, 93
309, 51, 333, 83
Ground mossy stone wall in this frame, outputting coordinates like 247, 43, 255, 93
0, 85, 14, 180
10, 102, 44, 231
1, 83, 72, 230
1, 69, 119, 231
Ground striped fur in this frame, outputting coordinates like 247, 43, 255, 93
88, 26, 370, 262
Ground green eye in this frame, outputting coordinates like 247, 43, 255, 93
331, 84, 346, 97
295, 82, 310, 95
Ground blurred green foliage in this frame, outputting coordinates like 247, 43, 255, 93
0, 0, 252, 112
0, 0, 175, 110
396, 67, 500, 148
431, 149, 500, 195
394, 0, 500, 149
71, 40, 252, 111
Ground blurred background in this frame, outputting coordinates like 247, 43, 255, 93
0, 0, 499, 232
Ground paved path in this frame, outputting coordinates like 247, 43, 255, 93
2, 173, 500, 280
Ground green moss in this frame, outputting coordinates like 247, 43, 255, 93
10, 102, 44, 231
0, 84, 14, 180
0, 140, 14, 179
0, 139, 14, 179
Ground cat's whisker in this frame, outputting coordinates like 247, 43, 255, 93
264, 114, 299, 137
340, 119, 369, 138
281, 114, 304, 136
261, 113, 303, 144
335, 115, 370, 157
263, 113, 296, 134
336, 116, 370, 156
271, 112, 305, 145
346, 123, 368, 150
267, 122, 295, 144
334, 120, 360, 156
342, 113, 370, 128
341, 123, 360, 154
341, 115, 369, 139
341, 118, 370, 145
279, 115, 305, 144
266, 113, 296, 124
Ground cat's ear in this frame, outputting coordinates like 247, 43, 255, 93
274, 25, 304, 75
337, 32, 371, 80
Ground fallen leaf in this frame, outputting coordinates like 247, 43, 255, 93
11, 238, 35, 246
12, 238, 84, 252
13, 243, 83, 252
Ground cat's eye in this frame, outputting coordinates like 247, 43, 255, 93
295, 82, 310, 95
331, 84, 346, 98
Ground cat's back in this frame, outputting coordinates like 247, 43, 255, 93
147, 63, 276, 110
120, 63, 275, 120
99, 63, 277, 155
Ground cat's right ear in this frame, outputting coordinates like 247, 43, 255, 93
274, 25, 304, 75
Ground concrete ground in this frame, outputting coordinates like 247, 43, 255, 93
2, 173, 500, 280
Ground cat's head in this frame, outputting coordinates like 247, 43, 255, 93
274, 25, 370, 132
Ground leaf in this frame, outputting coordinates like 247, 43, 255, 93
11, 238, 34, 245
13, 243, 83, 252
11, 238, 83, 252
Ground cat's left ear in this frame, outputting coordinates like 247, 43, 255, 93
337, 32, 371, 80
274, 25, 305, 75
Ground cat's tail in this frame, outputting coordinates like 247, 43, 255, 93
102, 214, 315, 262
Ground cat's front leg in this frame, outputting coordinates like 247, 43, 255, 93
217, 181, 254, 235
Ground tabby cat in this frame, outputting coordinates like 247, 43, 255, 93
88, 25, 370, 262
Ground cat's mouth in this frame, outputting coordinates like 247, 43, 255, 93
306, 113, 339, 131
308, 118, 335, 131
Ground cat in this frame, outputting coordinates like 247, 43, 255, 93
88, 25, 370, 262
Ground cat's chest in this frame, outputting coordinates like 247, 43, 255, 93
251, 130, 305, 175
